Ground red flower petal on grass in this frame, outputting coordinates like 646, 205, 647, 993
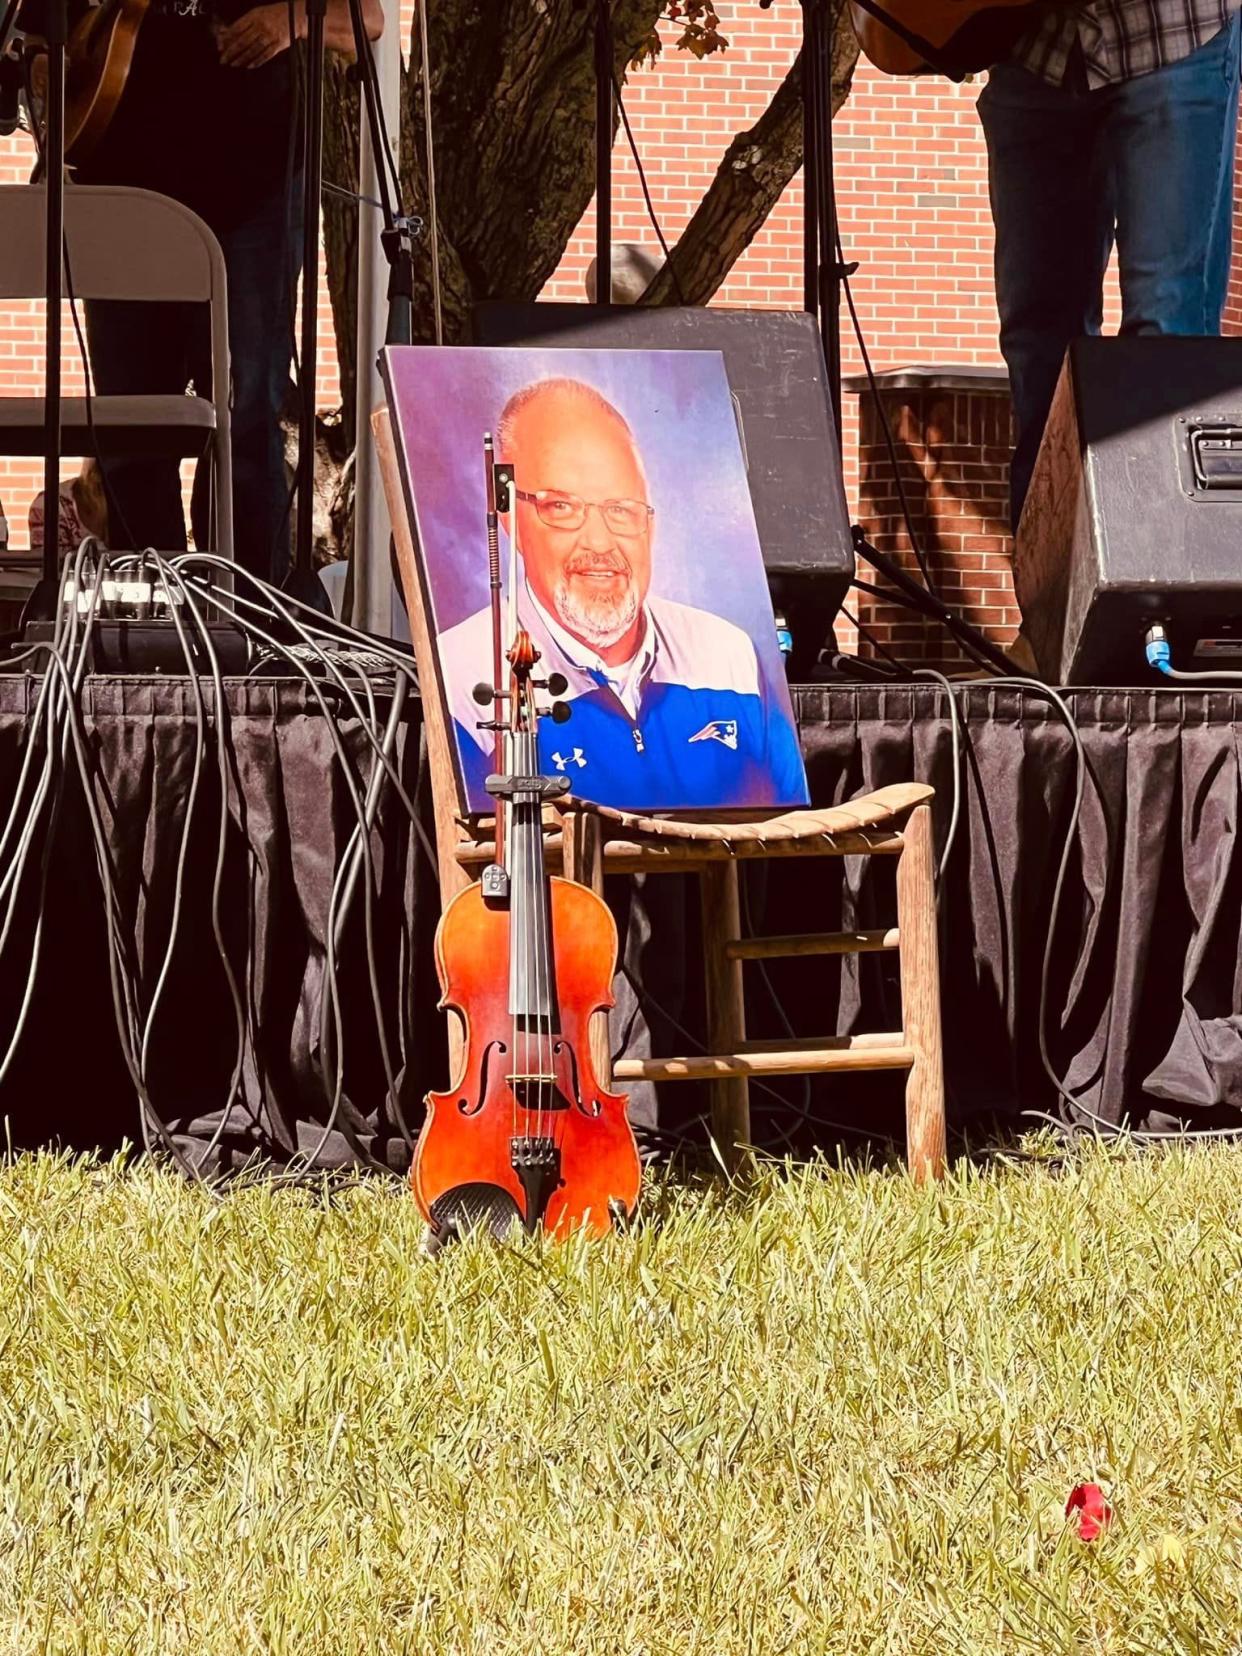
1065, 1482, 1113, 1541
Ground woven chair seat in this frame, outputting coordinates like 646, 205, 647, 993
568, 782, 934, 844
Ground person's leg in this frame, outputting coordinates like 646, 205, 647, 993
978, 62, 1115, 526
191, 189, 302, 582
1109, 14, 1241, 335
84, 299, 194, 550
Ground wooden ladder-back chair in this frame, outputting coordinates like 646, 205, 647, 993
373, 408, 947, 1181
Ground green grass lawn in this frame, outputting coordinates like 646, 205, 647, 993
3, 1141, 1242, 1654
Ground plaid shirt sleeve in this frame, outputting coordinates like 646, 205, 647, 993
1012, 0, 1239, 84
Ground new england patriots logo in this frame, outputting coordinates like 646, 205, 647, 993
688, 720, 739, 751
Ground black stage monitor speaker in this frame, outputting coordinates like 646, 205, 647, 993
472, 303, 853, 679
1015, 336, 1242, 685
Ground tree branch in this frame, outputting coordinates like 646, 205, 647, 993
641, 8, 858, 306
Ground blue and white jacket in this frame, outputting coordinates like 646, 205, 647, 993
440, 589, 808, 813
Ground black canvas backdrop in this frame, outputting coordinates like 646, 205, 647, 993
3, 678, 1241, 1166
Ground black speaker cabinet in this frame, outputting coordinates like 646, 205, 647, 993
472, 303, 852, 679
1015, 336, 1242, 685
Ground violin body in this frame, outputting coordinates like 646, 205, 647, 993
414, 875, 641, 1239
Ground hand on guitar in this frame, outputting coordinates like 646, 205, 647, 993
214, 0, 382, 65
214, 3, 299, 68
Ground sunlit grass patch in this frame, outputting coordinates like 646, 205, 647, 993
2, 1140, 1242, 1653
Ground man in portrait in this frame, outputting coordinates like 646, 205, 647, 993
437, 376, 807, 812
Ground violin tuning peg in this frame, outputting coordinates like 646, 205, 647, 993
549, 701, 572, 725
546, 672, 568, 696
472, 681, 497, 706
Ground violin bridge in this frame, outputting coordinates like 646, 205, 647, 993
507, 1072, 564, 1112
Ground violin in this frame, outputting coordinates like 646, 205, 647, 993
412, 626, 641, 1241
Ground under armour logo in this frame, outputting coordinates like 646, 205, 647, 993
689, 719, 739, 751
552, 748, 586, 770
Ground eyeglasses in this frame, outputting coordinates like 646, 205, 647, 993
514, 488, 654, 536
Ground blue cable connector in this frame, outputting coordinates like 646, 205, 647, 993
1145, 624, 1173, 677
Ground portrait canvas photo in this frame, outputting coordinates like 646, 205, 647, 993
382, 345, 808, 815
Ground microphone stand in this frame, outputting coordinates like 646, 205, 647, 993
284, 0, 418, 613
800, 0, 850, 440
284, 0, 330, 611
346, 0, 417, 347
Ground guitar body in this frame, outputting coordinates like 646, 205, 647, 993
851, 0, 1043, 76
66, 0, 151, 161
26, 0, 151, 166
415, 876, 641, 1241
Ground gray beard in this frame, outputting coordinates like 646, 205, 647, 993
552, 577, 640, 651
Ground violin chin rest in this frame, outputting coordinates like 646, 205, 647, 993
425, 1182, 524, 1251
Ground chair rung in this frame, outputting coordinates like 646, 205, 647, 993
737, 1031, 905, 1054
725, 928, 900, 961
612, 1036, 913, 1083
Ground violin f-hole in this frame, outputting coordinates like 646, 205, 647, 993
556, 1039, 602, 1117
459, 1037, 508, 1116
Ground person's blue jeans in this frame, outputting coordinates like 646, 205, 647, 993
85, 185, 302, 582
979, 16, 1242, 526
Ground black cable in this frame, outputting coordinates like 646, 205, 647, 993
913, 668, 963, 890
15, 551, 206, 1181
0, 529, 425, 1176
611, 69, 688, 305
174, 556, 418, 1161
850, 574, 1001, 680
138, 554, 254, 1170
345, 0, 402, 212
180, 562, 432, 870
835, 220, 939, 595
837, 602, 911, 676
850, 536, 1017, 678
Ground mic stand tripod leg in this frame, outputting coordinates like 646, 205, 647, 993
22, 0, 69, 626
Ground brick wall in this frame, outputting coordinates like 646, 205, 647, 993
1, 6, 1234, 665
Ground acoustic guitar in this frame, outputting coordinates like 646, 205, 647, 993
24, 0, 151, 166
851, 0, 1044, 76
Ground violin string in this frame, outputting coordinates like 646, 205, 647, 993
523, 732, 535, 1153
528, 712, 549, 1150
533, 709, 552, 1153
509, 719, 520, 1161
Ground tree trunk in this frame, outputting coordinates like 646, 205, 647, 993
318, 4, 861, 557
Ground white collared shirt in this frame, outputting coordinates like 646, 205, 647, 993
524, 582, 657, 721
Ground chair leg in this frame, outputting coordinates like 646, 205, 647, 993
562, 810, 611, 1084
700, 861, 749, 1171
562, 808, 605, 896
896, 804, 947, 1181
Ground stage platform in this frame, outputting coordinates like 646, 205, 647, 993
4, 678, 1241, 1169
